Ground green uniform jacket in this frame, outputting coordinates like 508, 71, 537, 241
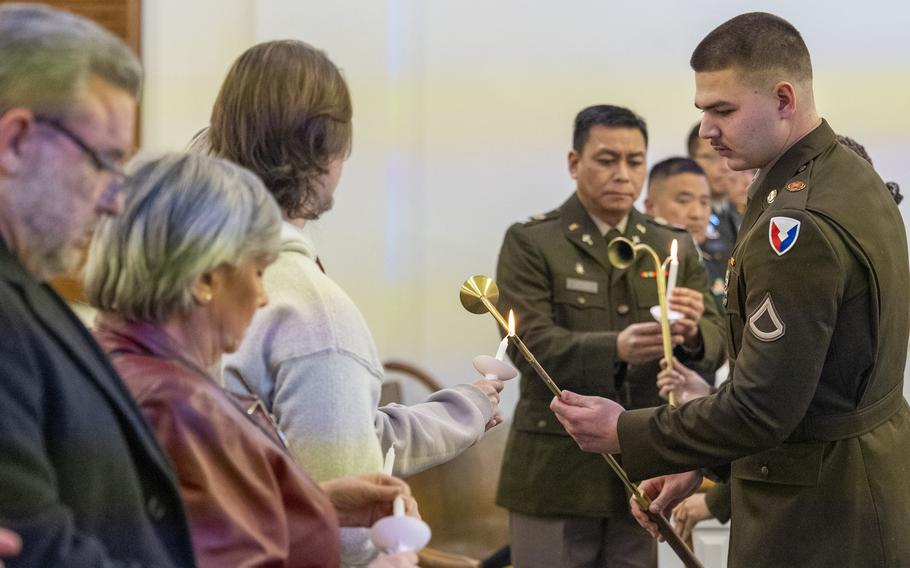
495, 195, 725, 516
619, 121, 910, 567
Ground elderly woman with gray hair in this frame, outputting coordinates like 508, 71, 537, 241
84, 153, 418, 568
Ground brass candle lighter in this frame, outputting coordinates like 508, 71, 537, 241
607, 236, 678, 407
460, 275, 702, 568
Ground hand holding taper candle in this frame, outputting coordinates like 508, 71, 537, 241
370, 447, 432, 554
473, 310, 519, 383
606, 236, 680, 407
459, 275, 704, 568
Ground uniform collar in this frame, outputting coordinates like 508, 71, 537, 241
749, 119, 835, 201
588, 210, 630, 236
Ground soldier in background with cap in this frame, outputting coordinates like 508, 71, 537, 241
494, 104, 724, 568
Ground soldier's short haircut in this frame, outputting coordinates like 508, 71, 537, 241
647, 157, 705, 199
690, 12, 812, 85
573, 105, 648, 153
0, 3, 141, 118
686, 123, 701, 158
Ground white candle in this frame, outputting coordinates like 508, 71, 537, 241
393, 495, 405, 517
667, 239, 679, 297
494, 336, 508, 360
382, 446, 395, 476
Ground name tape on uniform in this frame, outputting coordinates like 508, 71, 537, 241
566, 277, 599, 294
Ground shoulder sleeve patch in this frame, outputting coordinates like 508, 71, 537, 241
769, 216, 801, 256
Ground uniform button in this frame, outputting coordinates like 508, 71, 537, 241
760, 465, 770, 478
616, 304, 630, 315
536, 420, 547, 428
577, 297, 587, 305
147, 496, 166, 520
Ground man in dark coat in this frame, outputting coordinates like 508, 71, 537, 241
0, 5, 196, 567
495, 104, 725, 567
552, 13, 910, 567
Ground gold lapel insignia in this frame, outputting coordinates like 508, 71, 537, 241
767, 189, 778, 204
575, 262, 585, 275
636, 223, 647, 234
568, 222, 580, 231
581, 233, 594, 246
786, 180, 806, 192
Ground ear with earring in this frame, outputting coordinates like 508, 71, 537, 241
193, 272, 217, 306
196, 290, 213, 305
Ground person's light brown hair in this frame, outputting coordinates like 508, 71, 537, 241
207, 40, 352, 219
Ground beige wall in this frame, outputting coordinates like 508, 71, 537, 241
141, 1, 910, 412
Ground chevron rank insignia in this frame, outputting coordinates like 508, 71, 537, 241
748, 293, 785, 342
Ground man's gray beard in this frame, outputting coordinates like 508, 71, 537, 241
10, 155, 86, 281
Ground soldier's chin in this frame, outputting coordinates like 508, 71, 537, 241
724, 156, 757, 171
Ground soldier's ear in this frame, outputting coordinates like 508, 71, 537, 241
568, 149, 580, 179
0, 108, 35, 176
774, 81, 797, 119
644, 197, 655, 215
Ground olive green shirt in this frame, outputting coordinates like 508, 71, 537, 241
618, 121, 910, 567
495, 195, 725, 516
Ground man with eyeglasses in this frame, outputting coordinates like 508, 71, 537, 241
0, 4, 195, 567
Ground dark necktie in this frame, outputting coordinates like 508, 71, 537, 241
605, 227, 622, 244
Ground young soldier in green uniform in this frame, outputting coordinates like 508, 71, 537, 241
644, 157, 730, 328
552, 13, 910, 567
495, 105, 725, 568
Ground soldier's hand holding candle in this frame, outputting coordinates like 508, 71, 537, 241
618, 322, 685, 365
657, 358, 712, 404
667, 287, 705, 347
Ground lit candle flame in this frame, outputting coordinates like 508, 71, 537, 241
508, 310, 516, 337
671, 239, 678, 261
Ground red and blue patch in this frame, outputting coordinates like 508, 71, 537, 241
769, 216, 801, 256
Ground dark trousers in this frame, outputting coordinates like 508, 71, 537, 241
510, 510, 657, 568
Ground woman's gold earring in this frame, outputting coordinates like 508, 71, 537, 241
201, 292, 213, 304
